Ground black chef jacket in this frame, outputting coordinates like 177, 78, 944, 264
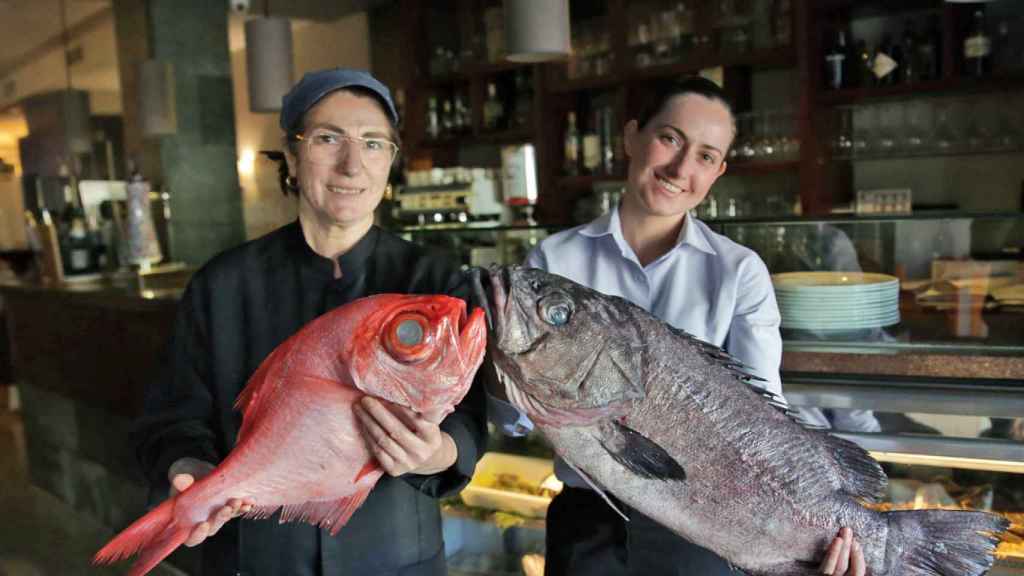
134, 221, 487, 576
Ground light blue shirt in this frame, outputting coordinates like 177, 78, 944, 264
488, 207, 786, 485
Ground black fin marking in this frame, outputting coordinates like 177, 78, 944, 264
600, 421, 687, 481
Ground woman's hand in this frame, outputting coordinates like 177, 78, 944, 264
820, 527, 865, 576
355, 396, 457, 476
167, 457, 254, 547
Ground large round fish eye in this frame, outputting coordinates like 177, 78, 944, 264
385, 313, 432, 363
396, 318, 424, 346
542, 301, 572, 327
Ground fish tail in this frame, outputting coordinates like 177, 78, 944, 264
884, 508, 1008, 576
93, 496, 189, 576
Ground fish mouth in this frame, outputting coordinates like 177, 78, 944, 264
467, 265, 509, 340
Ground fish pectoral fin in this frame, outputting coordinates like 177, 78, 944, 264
560, 459, 630, 523
599, 421, 686, 482
274, 489, 374, 536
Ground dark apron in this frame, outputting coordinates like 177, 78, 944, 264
544, 487, 745, 576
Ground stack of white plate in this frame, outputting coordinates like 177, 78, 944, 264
771, 272, 901, 331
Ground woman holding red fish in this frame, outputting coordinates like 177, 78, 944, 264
122, 69, 488, 576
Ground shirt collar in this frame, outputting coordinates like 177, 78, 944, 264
579, 205, 717, 256
285, 219, 380, 278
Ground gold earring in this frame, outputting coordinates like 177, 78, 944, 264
383, 183, 393, 201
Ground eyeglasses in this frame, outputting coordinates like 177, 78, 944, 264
294, 128, 399, 170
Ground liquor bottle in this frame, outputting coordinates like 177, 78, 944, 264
856, 40, 874, 87
453, 93, 470, 134
824, 29, 848, 90
426, 96, 440, 139
963, 9, 992, 78
563, 111, 580, 176
993, 18, 1013, 76
512, 71, 533, 128
599, 106, 615, 175
483, 82, 505, 131
581, 112, 601, 175
918, 14, 942, 80
59, 180, 94, 275
441, 98, 455, 136
900, 20, 918, 84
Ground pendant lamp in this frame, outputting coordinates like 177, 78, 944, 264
504, 0, 571, 63
58, 0, 92, 152
138, 59, 177, 137
245, 0, 293, 113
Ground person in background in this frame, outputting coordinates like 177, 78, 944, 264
135, 68, 486, 576
490, 76, 865, 576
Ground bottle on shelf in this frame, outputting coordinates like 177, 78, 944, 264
918, 14, 942, 81
426, 96, 440, 139
441, 98, 455, 136
599, 106, 615, 175
59, 176, 94, 276
453, 93, 470, 134
900, 19, 918, 84
581, 111, 601, 175
563, 111, 580, 176
824, 29, 848, 90
483, 82, 505, 131
856, 39, 874, 87
512, 71, 533, 129
963, 9, 992, 78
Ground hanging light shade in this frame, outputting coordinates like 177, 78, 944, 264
504, 0, 571, 63
138, 59, 177, 137
245, 16, 294, 113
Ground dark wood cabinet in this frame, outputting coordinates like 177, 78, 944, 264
372, 0, 1024, 225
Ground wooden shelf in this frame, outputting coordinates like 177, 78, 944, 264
417, 127, 533, 149
628, 46, 797, 82
817, 75, 1024, 106
549, 46, 797, 94
424, 60, 534, 87
725, 159, 800, 175
557, 174, 626, 190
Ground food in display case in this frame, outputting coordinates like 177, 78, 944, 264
461, 452, 563, 519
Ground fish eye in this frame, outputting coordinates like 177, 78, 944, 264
542, 301, 572, 327
396, 319, 424, 346
385, 313, 432, 363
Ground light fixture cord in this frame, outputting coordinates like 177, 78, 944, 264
59, 0, 71, 91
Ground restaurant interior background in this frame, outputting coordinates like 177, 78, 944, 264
0, 0, 1022, 574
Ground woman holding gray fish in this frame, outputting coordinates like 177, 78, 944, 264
488, 76, 871, 576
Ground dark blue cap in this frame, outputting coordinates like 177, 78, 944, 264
279, 68, 399, 132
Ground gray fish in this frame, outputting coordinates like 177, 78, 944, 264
470, 265, 1008, 576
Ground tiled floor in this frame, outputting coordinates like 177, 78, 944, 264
0, 408, 180, 576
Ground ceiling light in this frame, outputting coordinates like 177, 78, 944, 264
504, 0, 571, 63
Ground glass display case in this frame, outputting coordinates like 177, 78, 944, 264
397, 212, 1024, 573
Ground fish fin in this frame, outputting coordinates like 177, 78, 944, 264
93, 496, 190, 576
353, 461, 380, 483
561, 459, 630, 523
885, 509, 1007, 576
817, 431, 887, 502
668, 325, 799, 420
599, 420, 687, 482
275, 489, 374, 536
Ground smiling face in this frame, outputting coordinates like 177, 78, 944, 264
285, 90, 397, 232
623, 93, 733, 220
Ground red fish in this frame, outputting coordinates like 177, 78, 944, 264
93, 293, 487, 576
